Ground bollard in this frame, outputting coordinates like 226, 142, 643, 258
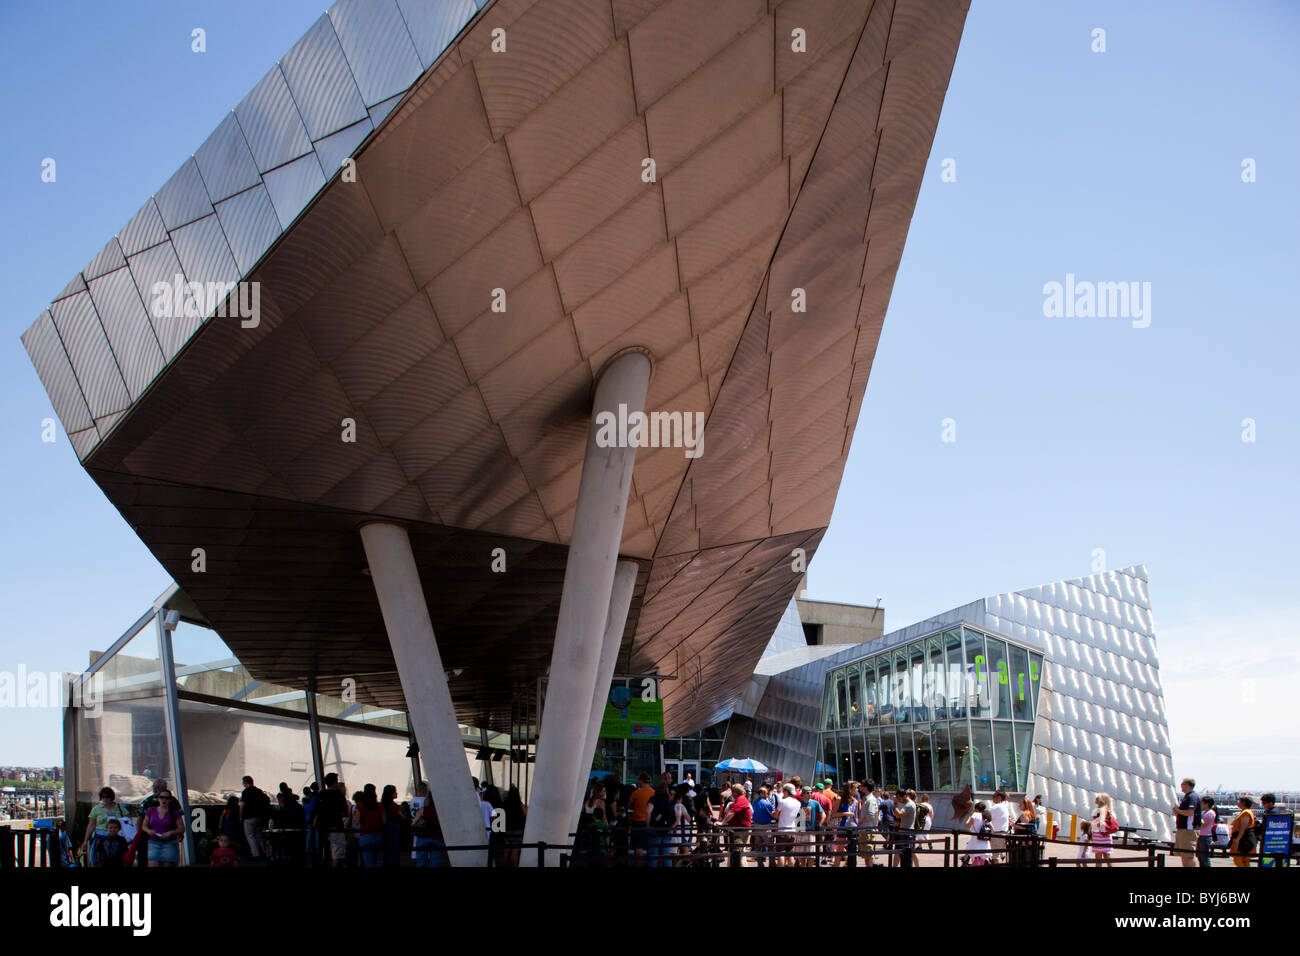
847, 828, 858, 867
537, 840, 547, 868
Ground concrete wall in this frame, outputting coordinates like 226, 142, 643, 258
797, 599, 885, 646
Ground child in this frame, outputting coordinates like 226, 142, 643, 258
1196, 797, 1217, 868
209, 833, 240, 868
95, 818, 130, 867
585, 806, 611, 865
1091, 793, 1117, 867
1076, 820, 1091, 862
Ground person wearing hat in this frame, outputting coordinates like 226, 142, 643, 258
812, 782, 835, 864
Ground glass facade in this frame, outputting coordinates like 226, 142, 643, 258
816, 624, 1044, 794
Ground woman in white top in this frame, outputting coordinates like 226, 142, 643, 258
966, 801, 992, 866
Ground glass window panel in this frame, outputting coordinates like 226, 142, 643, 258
985, 637, 1012, 719
913, 724, 935, 791
699, 739, 722, 766
1008, 644, 1032, 720
835, 671, 849, 730
1014, 723, 1034, 792
892, 648, 910, 724
993, 721, 1015, 790
822, 675, 837, 731
862, 662, 877, 726
965, 628, 991, 718
877, 656, 893, 725
970, 723, 995, 792
851, 731, 865, 781
1028, 654, 1044, 719
820, 734, 839, 786
837, 733, 853, 783
909, 643, 927, 720
847, 665, 862, 727
926, 636, 946, 720
898, 727, 914, 788
662, 738, 682, 760
933, 722, 953, 793
944, 629, 966, 719
880, 727, 898, 789
949, 721, 971, 792
867, 729, 883, 788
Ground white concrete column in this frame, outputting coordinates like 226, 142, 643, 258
571, 559, 638, 818
359, 521, 486, 867
523, 350, 651, 864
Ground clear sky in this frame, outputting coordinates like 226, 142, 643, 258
1, 1, 1297, 790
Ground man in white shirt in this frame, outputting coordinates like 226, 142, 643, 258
988, 789, 1012, 861
775, 784, 803, 867
1033, 794, 1047, 836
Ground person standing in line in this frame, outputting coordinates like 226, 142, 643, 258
647, 782, 676, 868
750, 784, 777, 867
1196, 796, 1217, 868
811, 783, 832, 864
239, 775, 271, 861
1228, 796, 1257, 868
720, 782, 752, 863
894, 789, 917, 867
987, 789, 1012, 863
859, 780, 881, 866
918, 792, 935, 833
965, 801, 992, 866
1076, 820, 1092, 863
1033, 794, 1047, 837
411, 797, 446, 868
878, 787, 896, 867
351, 788, 386, 867
380, 785, 403, 868
626, 772, 655, 863
671, 785, 693, 862
311, 772, 348, 868
1090, 793, 1117, 867
775, 783, 803, 868
1171, 777, 1201, 867
833, 781, 860, 868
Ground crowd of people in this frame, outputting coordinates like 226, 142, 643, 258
1170, 778, 1285, 868
61, 769, 1289, 869
573, 772, 960, 867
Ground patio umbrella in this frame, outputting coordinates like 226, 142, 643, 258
714, 757, 769, 773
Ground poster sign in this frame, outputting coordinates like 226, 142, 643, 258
598, 681, 663, 739
1260, 811, 1294, 866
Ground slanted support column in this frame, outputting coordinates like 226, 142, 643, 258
571, 560, 638, 819
524, 350, 651, 865
155, 610, 196, 866
304, 679, 326, 791
360, 521, 485, 867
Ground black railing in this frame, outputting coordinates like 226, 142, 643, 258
0, 827, 64, 868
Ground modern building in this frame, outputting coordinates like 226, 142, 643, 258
725, 565, 1179, 841
22, 0, 969, 863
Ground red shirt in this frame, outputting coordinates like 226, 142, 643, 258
727, 795, 752, 827
210, 847, 239, 868
813, 792, 833, 816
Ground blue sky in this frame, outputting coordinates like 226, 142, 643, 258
1, 1, 1297, 788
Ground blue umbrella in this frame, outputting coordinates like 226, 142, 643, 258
714, 757, 769, 773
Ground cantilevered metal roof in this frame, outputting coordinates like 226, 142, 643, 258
22, 0, 968, 733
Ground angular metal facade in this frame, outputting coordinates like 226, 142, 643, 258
20, 0, 970, 734
23, 0, 485, 459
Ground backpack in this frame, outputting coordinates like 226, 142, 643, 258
916, 803, 930, 827
245, 787, 271, 820
975, 814, 993, 841
650, 797, 675, 829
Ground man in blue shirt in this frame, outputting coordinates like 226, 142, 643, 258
751, 785, 777, 867
878, 790, 897, 867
